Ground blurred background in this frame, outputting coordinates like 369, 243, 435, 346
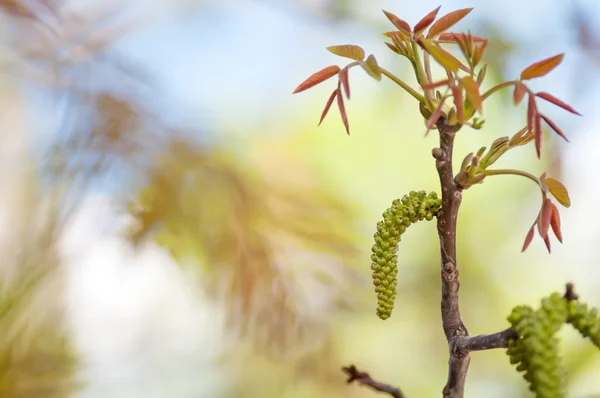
0, 0, 599, 397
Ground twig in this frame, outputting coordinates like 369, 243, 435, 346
453, 328, 518, 352
342, 365, 406, 398
432, 117, 469, 398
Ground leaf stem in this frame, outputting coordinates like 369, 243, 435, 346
481, 80, 517, 100
483, 168, 539, 185
411, 40, 428, 86
380, 67, 426, 103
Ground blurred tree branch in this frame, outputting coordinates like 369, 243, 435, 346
342, 365, 406, 398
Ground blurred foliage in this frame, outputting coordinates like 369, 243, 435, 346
126, 138, 366, 359
0, 164, 79, 397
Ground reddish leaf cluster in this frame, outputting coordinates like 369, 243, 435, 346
512, 54, 581, 158
522, 174, 571, 253
292, 45, 381, 135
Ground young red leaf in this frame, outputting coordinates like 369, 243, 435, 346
425, 98, 447, 135
417, 38, 460, 72
382, 10, 411, 33
460, 76, 483, 114
327, 45, 365, 61
522, 225, 535, 252
549, 202, 563, 243
471, 39, 488, 67
527, 94, 536, 133
414, 6, 441, 35
336, 83, 350, 135
437, 32, 486, 43
339, 67, 351, 99
538, 198, 553, 239
540, 114, 569, 142
426, 8, 474, 39
535, 92, 582, 116
513, 81, 527, 105
534, 113, 542, 158
543, 234, 552, 253
543, 177, 571, 207
451, 85, 464, 122
385, 42, 401, 55
520, 53, 564, 80
293, 66, 341, 94
318, 90, 338, 125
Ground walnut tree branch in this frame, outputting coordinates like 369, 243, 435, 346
342, 365, 406, 398
432, 117, 469, 398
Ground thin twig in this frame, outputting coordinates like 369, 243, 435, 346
342, 365, 406, 398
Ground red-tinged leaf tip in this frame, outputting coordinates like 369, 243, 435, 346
336, 85, 350, 135
318, 90, 338, 126
421, 79, 450, 90
549, 202, 563, 243
293, 66, 341, 94
437, 32, 486, 43
536, 92, 582, 116
522, 225, 535, 252
513, 81, 527, 106
426, 8, 474, 39
527, 94, 536, 133
540, 114, 569, 142
534, 113, 542, 158
543, 177, 571, 207
543, 234, 552, 253
385, 41, 401, 54
538, 198, 553, 239
382, 10, 411, 33
414, 6, 441, 35
425, 98, 446, 135
520, 53, 564, 80
339, 67, 350, 99
451, 85, 464, 122
327, 45, 365, 61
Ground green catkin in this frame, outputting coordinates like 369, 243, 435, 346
506, 293, 600, 397
506, 293, 569, 398
370, 190, 442, 320
567, 301, 600, 348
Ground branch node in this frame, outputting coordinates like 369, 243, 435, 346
432, 147, 444, 159
564, 282, 578, 301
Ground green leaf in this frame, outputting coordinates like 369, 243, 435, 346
417, 38, 460, 72
327, 45, 365, 61
361, 55, 382, 81
543, 177, 571, 208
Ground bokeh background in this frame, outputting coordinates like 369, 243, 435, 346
1, 0, 599, 397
